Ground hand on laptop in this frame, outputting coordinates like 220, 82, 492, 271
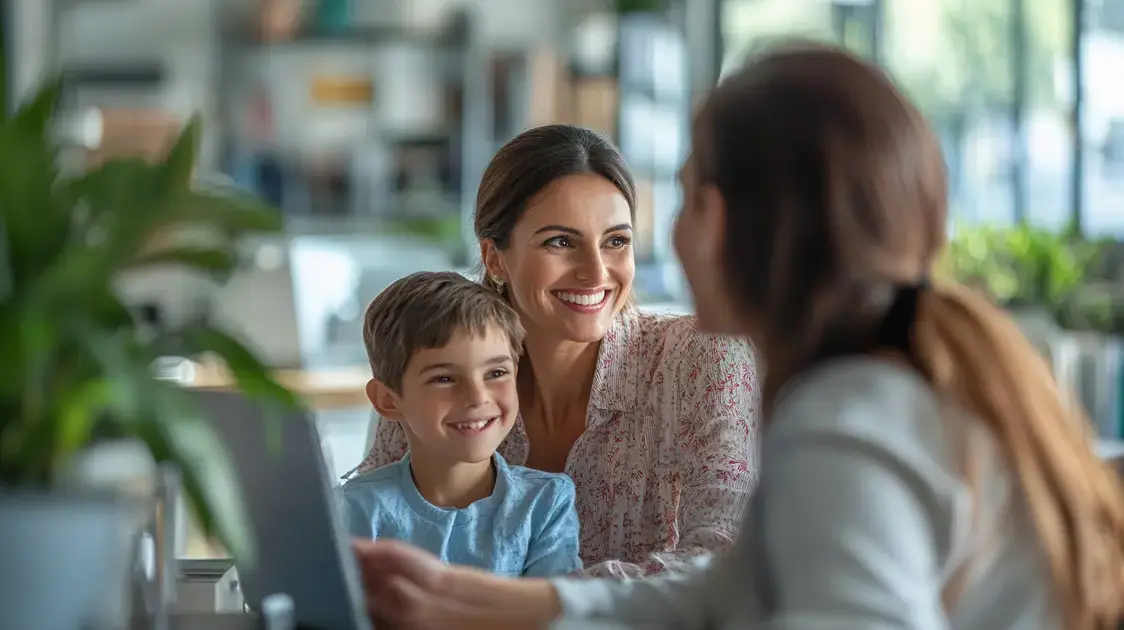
351, 538, 559, 630
352, 538, 454, 628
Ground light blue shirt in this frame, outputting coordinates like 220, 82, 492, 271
337, 453, 582, 577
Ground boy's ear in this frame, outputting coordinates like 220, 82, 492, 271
366, 379, 403, 422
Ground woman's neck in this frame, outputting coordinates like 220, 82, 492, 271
521, 336, 600, 430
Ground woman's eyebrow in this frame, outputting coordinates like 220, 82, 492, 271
532, 224, 581, 236
532, 224, 632, 236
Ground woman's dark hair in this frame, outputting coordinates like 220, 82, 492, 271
694, 41, 1124, 628
474, 124, 636, 294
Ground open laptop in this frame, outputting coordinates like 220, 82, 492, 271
193, 390, 371, 629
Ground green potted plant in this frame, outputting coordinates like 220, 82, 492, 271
939, 222, 1101, 315
0, 82, 297, 628
938, 223, 1124, 438
937, 222, 1105, 358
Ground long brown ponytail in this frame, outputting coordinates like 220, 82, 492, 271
914, 283, 1124, 627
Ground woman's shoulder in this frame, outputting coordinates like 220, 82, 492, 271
774, 357, 942, 436
339, 458, 406, 501
620, 309, 696, 338
598, 310, 756, 409
770, 357, 989, 483
616, 310, 754, 361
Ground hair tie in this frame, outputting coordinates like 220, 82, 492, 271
875, 278, 929, 353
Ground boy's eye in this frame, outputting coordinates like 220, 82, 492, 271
486, 368, 509, 379
427, 375, 454, 384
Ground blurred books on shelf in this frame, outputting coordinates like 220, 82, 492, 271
572, 77, 618, 139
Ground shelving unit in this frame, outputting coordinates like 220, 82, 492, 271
214, 10, 493, 265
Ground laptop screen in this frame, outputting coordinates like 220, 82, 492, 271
192, 390, 370, 629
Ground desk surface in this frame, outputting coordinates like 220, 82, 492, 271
129, 613, 257, 629
184, 363, 371, 411
132, 614, 347, 630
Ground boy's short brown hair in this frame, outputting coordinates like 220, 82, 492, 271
362, 271, 525, 391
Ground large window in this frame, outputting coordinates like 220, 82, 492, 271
884, 0, 1073, 230
720, 0, 1121, 236
1083, 0, 1124, 236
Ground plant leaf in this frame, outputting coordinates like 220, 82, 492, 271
167, 189, 282, 234
111, 382, 257, 567
11, 79, 62, 138
0, 212, 12, 301
160, 326, 300, 457
143, 386, 257, 567
130, 245, 237, 277
0, 124, 66, 281
68, 158, 168, 268
73, 326, 257, 565
161, 116, 201, 192
54, 379, 118, 471
0, 79, 292, 562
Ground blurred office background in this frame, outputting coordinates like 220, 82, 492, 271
7, 0, 1123, 572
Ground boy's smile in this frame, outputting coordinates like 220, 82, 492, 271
447, 417, 498, 434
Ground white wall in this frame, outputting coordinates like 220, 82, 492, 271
9, 0, 56, 108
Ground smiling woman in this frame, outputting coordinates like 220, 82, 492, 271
358, 124, 761, 577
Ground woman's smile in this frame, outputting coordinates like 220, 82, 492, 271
551, 289, 611, 313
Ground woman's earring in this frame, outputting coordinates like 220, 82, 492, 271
492, 276, 505, 291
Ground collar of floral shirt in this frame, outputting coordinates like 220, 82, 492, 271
587, 310, 648, 413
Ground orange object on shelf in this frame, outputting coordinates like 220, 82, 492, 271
310, 76, 375, 106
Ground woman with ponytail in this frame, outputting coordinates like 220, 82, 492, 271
352, 42, 1124, 630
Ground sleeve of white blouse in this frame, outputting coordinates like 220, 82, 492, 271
582, 324, 761, 577
355, 417, 408, 475
550, 555, 721, 630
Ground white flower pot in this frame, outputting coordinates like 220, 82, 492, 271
0, 493, 133, 630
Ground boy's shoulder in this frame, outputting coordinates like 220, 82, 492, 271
340, 458, 405, 495
500, 459, 575, 499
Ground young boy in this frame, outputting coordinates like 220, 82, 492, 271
336, 271, 582, 577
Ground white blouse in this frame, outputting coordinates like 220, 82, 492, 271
550, 358, 1061, 630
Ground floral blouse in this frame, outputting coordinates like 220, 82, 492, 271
356, 310, 761, 577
